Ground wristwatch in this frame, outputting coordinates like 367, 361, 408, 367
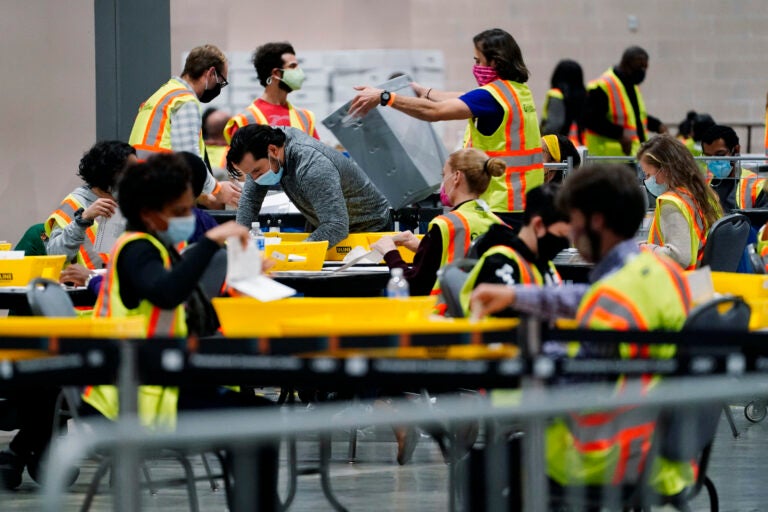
74, 207, 94, 227
380, 91, 392, 106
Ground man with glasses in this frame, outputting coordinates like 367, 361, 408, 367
224, 42, 319, 142
129, 44, 241, 208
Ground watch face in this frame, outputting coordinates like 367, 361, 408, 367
380, 91, 391, 106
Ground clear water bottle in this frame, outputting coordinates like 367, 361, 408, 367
386, 268, 410, 299
250, 221, 266, 251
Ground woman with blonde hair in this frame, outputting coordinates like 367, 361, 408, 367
638, 134, 723, 269
371, 148, 507, 296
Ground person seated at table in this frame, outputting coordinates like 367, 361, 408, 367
470, 164, 697, 508
457, 183, 570, 317
45, 141, 137, 275
542, 134, 581, 183
227, 124, 391, 248
638, 134, 722, 270
370, 148, 507, 297
702, 124, 767, 211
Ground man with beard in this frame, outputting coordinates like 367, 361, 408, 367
584, 46, 667, 157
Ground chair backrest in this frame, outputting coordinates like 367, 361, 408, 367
26, 278, 77, 317
699, 213, 751, 272
198, 247, 228, 300
747, 243, 767, 274
438, 259, 477, 318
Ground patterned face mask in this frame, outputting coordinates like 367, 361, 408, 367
472, 64, 499, 86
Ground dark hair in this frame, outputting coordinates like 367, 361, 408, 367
692, 113, 716, 142
117, 153, 192, 230
178, 151, 209, 197
556, 134, 581, 167
182, 44, 227, 80
77, 141, 135, 191
701, 124, 739, 150
523, 183, 569, 226
226, 124, 287, 177
473, 29, 529, 83
557, 164, 645, 239
677, 111, 697, 139
546, 60, 586, 138
620, 46, 649, 67
253, 42, 296, 87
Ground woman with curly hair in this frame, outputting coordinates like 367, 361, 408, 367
638, 134, 723, 269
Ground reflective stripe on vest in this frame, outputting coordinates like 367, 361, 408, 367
467, 80, 544, 212
224, 101, 316, 143
737, 170, 765, 209
45, 194, 105, 269
647, 189, 707, 270
129, 79, 204, 159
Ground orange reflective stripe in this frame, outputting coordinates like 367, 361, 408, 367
646, 250, 691, 312
604, 74, 630, 130
580, 288, 647, 330
141, 87, 188, 145
63, 198, 79, 212
612, 422, 655, 483
570, 406, 637, 427
445, 218, 456, 262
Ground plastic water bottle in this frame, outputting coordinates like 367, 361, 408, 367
386, 268, 410, 299
250, 221, 266, 251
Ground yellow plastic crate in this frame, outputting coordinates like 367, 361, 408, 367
264, 241, 328, 271
0, 255, 66, 287
710, 272, 768, 330
0, 316, 146, 338
276, 315, 518, 337
264, 232, 309, 243
265, 232, 423, 263
0, 243, 11, 251
212, 296, 439, 337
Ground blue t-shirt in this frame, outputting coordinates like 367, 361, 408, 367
459, 88, 505, 136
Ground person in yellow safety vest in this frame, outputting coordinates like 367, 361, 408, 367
638, 135, 723, 270
542, 134, 582, 183
369, 148, 506, 298
471, 164, 700, 504
584, 46, 667, 158
702, 124, 768, 211
128, 44, 241, 210
540, 59, 586, 147
350, 28, 544, 213
81, 153, 272, 429
202, 107, 231, 181
224, 41, 318, 143
457, 183, 570, 317
45, 141, 137, 284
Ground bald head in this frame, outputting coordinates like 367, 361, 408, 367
203, 108, 231, 145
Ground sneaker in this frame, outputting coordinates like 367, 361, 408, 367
0, 450, 24, 490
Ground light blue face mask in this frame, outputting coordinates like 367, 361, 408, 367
707, 159, 732, 179
644, 174, 668, 197
160, 214, 196, 245
255, 155, 284, 186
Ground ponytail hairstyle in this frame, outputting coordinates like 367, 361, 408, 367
447, 148, 505, 195
226, 124, 287, 178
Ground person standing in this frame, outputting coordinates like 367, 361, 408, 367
540, 59, 586, 146
128, 44, 241, 208
350, 28, 544, 213
584, 46, 666, 157
224, 42, 318, 142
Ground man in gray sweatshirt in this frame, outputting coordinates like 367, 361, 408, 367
227, 125, 391, 247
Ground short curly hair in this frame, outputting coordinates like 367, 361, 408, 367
252, 42, 295, 87
77, 141, 135, 192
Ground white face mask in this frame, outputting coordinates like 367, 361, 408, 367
644, 173, 668, 197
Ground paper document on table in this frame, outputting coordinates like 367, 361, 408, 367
226, 237, 296, 301
0, 251, 24, 260
93, 211, 126, 254
333, 247, 383, 272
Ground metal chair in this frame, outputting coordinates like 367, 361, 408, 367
700, 213, 751, 272
746, 243, 767, 274
26, 277, 77, 317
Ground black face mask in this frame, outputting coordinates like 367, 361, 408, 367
630, 68, 646, 85
199, 82, 222, 103
537, 231, 571, 262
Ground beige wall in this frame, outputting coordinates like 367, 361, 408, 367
172, 0, 768, 149
0, 1, 95, 246
2, 0, 767, 246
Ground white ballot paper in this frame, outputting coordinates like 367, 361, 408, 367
333, 247, 383, 273
225, 237, 296, 301
93, 210, 126, 254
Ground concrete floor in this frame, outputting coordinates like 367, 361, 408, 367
0, 406, 767, 511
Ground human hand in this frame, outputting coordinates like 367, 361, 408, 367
470, 284, 516, 318
214, 181, 242, 208
392, 230, 420, 252
82, 197, 118, 221
370, 236, 397, 255
410, 82, 428, 98
262, 257, 276, 274
205, 221, 249, 247
59, 264, 92, 286
348, 86, 384, 118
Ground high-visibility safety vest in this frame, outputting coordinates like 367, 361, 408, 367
429, 199, 505, 299
585, 68, 647, 157
45, 193, 106, 269
547, 250, 695, 496
223, 100, 316, 144
465, 79, 544, 212
206, 144, 229, 170
705, 167, 765, 209
83, 232, 185, 431
647, 188, 708, 270
458, 245, 543, 316
541, 88, 582, 146
128, 78, 206, 160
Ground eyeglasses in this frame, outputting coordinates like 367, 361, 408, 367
214, 68, 229, 88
